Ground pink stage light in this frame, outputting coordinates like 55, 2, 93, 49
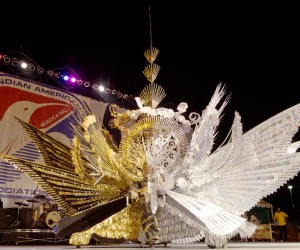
70, 77, 76, 83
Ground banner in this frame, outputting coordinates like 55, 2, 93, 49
0, 73, 108, 208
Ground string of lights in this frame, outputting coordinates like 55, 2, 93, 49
0, 51, 135, 102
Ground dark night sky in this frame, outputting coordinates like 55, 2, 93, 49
1, 1, 300, 219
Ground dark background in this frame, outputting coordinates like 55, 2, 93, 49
0, 0, 299, 224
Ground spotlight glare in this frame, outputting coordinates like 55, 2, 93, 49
84, 82, 90, 87
99, 85, 105, 92
20, 62, 28, 69
63, 75, 69, 81
70, 77, 76, 83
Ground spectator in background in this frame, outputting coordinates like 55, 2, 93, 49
273, 207, 288, 242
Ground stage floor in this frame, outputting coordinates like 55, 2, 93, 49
0, 242, 300, 250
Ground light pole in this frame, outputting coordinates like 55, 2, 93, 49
288, 185, 297, 227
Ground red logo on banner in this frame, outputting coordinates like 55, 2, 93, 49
0, 86, 74, 128
0, 86, 74, 154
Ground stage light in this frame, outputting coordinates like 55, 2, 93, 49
112, 90, 117, 95
20, 62, 28, 69
84, 82, 90, 87
3, 55, 11, 64
47, 70, 54, 76
54, 72, 60, 78
288, 185, 298, 226
92, 84, 98, 89
105, 88, 111, 94
70, 77, 76, 83
29, 64, 36, 71
11, 58, 18, 67
99, 85, 105, 92
77, 80, 83, 85
37, 66, 44, 74
123, 94, 128, 99
63, 75, 69, 81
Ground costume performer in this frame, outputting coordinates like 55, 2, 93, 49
2, 45, 300, 249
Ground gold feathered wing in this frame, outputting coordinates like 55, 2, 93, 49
0, 117, 127, 215
0, 116, 145, 242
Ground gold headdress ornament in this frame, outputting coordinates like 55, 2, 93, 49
110, 4, 167, 131
141, 5, 166, 109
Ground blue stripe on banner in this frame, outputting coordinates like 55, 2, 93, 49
13, 153, 37, 159
15, 148, 40, 154
0, 174, 21, 179
0, 167, 21, 174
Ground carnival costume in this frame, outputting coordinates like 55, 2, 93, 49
1, 46, 300, 248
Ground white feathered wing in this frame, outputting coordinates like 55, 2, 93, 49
160, 84, 300, 246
